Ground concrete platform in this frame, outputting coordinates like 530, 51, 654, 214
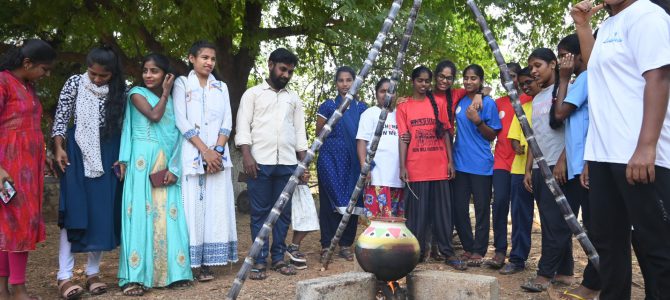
296, 271, 376, 300
407, 270, 500, 300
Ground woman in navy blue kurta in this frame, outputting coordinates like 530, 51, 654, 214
316, 66, 367, 262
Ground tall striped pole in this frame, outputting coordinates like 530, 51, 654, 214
465, 0, 600, 270
225, 1, 404, 298
321, 0, 423, 270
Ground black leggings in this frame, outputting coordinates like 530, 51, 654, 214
403, 180, 455, 258
588, 162, 670, 300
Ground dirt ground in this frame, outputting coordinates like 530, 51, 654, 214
25, 210, 646, 299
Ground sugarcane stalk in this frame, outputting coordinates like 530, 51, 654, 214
465, 0, 600, 270
321, 0, 422, 271
224, 1, 404, 299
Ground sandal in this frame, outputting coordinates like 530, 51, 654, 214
58, 279, 84, 300
482, 252, 505, 269
552, 275, 575, 287
467, 253, 484, 267
168, 280, 192, 290
271, 261, 297, 276
338, 246, 355, 261
520, 277, 551, 292
459, 251, 472, 261
429, 245, 446, 262
249, 264, 267, 280
122, 283, 145, 297
444, 256, 468, 271
85, 275, 107, 296
286, 244, 307, 263
196, 266, 215, 282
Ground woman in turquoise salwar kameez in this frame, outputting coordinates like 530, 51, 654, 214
117, 54, 192, 296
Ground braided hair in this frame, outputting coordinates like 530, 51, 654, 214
529, 48, 562, 129
434, 60, 457, 127
411, 66, 444, 138
0, 39, 56, 72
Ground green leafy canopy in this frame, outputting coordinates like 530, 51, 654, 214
1, 0, 586, 138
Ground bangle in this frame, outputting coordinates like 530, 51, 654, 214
475, 120, 484, 127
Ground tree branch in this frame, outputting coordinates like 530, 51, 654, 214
260, 18, 343, 40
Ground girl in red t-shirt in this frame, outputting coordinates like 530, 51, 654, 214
397, 66, 467, 270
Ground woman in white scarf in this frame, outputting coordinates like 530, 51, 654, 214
51, 47, 126, 299
172, 40, 238, 282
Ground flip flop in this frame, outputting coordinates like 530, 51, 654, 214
445, 257, 468, 271
562, 290, 588, 300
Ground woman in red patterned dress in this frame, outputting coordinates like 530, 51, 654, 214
0, 39, 56, 300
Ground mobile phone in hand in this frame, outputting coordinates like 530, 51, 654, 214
1, 180, 16, 204
113, 164, 122, 178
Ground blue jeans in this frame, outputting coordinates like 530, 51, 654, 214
247, 164, 296, 266
492, 169, 512, 255
508, 174, 534, 267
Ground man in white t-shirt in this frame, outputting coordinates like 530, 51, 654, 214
572, 0, 670, 298
355, 78, 405, 219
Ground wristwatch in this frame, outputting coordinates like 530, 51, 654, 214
214, 145, 225, 155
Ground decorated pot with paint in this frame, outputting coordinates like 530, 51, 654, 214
354, 217, 420, 281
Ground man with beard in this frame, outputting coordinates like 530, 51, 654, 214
235, 48, 309, 280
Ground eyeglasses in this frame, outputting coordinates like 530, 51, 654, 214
436, 74, 455, 82
519, 79, 535, 88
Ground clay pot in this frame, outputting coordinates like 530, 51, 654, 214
355, 217, 420, 281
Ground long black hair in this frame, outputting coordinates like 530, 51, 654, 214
528, 48, 562, 129
434, 60, 457, 127
140, 53, 172, 90
87, 46, 126, 138
411, 65, 444, 138
0, 39, 56, 72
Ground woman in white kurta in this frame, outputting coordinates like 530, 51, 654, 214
172, 41, 237, 281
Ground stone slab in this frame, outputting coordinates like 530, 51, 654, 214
407, 270, 499, 300
296, 272, 376, 300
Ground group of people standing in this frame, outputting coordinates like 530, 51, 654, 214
0, 40, 242, 299
312, 1, 670, 300
1, 0, 669, 299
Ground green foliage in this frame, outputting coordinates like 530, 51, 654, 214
2, 0, 586, 140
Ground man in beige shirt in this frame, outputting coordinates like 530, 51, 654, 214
235, 48, 308, 279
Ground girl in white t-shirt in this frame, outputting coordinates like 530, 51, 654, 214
356, 78, 404, 218
571, 0, 670, 298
